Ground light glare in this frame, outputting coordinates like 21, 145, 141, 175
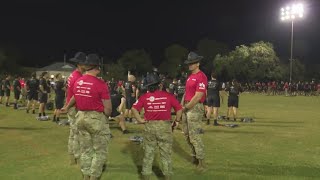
280, 3, 304, 21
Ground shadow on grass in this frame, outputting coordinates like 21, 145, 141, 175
257, 121, 304, 124
172, 137, 191, 162
205, 129, 264, 134
0, 127, 48, 130
218, 163, 320, 178
250, 124, 301, 128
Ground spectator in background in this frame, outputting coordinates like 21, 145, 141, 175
53, 73, 66, 123
13, 75, 21, 109
4, 74, 11, 107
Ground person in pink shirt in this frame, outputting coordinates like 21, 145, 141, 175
182, 52, 208, 171
65, 52, 87, 165
132, 73, 182, 180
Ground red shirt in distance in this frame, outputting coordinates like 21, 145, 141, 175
73, 74, 110, 112
184, 71, 208, 103
133, 90, 182, 121
66, 70, 82, 103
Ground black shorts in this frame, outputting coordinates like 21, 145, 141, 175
111, 109, 121, 118
0, 90, 4, 96
125, 96, 135, 109
55, 96, 65, 109
27, 91, 38, 101
228, 96, 239, 108
206, 95, 220, 107
14, 91, 20, 100
39, 93, 48, 103
5, 90, 10, 97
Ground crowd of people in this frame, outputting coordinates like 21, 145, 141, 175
1, 51, 320, 180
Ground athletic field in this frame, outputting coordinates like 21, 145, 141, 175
0, 94, 319, 180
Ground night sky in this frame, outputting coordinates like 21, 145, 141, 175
1, 0, 319, 67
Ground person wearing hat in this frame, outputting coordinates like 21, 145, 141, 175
181, 52, 208, 170
63, 53, 112, 180
132, 73, 182, 180
65, 52, 87, 165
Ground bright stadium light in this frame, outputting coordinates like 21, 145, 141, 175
280, 3, 304, 83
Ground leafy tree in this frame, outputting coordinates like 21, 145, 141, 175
214, 41, 283, 81
159, 44, 188, 78
117, 49, 153, 76
105, 63, 126, 80
196, 38, 229, 75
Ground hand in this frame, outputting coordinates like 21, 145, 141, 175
60, 106, 69, 113
182, 106, 189, 113
171, 121, 179, 131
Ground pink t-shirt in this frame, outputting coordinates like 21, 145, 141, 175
133, 90, 182, 121
73, 74, 110, 112
66, 70, 82, 103
184, 71, 208, 103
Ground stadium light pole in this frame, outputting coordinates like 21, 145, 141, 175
280, 3, 304, 83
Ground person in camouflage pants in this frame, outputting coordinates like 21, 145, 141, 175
132, 72, 182, 180
68, 107, 81, 163
182, 103, 205, 162
76, 111, 111, 178
142, 121, 173, 176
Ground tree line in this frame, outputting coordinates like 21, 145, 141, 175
1, 39, 319, 81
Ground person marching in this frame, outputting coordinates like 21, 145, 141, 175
206, 72, 221, 126
13, 75, 22, 109
65, 52, 87, 165
182, 52, 208, 170
63, 54, 112, 180
132, 73, 182, 180
110, 88, 129, 134
53, 73, 66, 123
38, 71, 50, 117
25, 73, 39, 114
225, 79, 243, 121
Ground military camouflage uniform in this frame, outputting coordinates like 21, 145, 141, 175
76, 111, 111, 177
142, 120, 173, 176
68, 107, 81, 160
182, 103, 205, 160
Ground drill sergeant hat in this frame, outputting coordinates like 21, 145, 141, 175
184, 51, 203, 65
69, 52, 87, 64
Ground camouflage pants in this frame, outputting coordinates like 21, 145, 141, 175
76, 111, 111, 177
182, 103, 205, 160
68, 107, 81, 159
142, 120, 173, 176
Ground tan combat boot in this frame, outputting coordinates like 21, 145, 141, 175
89, 176, 98, 180
142, 175, 151, 180
197, 159, 206, 172
83, 175, 90, 180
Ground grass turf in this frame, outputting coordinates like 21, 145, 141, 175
0, 94, 320, 180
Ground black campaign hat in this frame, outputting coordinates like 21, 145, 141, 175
145, 73, 160, 87
83, 54, 101, 66
69, 52, 86, 64
184, 51, 203, 65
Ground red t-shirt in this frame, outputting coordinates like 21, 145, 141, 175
184, 71, 208, 103
132, 90, 182, 121
73, 74, 110, 112
317, 84, 320, 91
19, 80, 25, 88
66, 70, 82, 103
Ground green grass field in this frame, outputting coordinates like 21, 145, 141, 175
0, 94, 320, 180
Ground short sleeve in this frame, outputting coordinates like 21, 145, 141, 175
132, 96, 144, 111
99, 82, 110, 100
196, 77, 206, 93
